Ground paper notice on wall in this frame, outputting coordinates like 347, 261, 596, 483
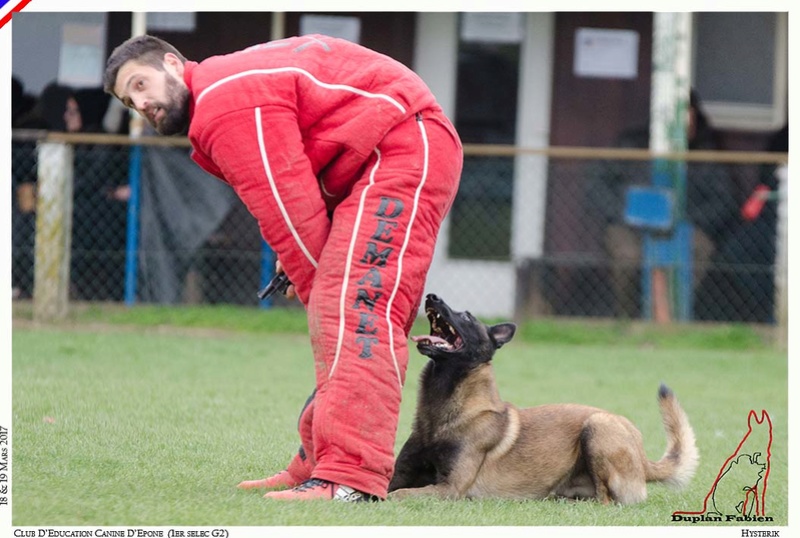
146, 12, 197, 32
461, 12, 524, 44
300, 15, 361, 43
573, 28, 639, 79
58, 23, 105, 88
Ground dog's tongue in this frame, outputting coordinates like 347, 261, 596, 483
411, 335, 449, 345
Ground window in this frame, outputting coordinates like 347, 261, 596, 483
692, 12, 787, 131
449, 14, 521, 260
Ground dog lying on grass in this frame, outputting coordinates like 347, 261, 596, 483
388, 294, 699, 503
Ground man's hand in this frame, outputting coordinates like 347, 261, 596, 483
275, 260, 296, 300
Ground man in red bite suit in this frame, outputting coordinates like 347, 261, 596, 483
104, 34, 462, 502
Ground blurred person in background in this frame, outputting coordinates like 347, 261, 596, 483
11, 77, 44, 299
68, 88, 131, 302
15, 81, 74, 130
11, 81, 74, 299
12, 76, 37, 127
12, 82, 129, 301
695, 123, 787, 323
103, 34, 462, 502
586, 90, 737, 318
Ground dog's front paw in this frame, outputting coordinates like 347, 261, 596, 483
387, 488, 416, 500
389, 484, 455, 500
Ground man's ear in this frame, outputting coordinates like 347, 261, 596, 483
489, 323, 516, 349
163, 52, 184, 77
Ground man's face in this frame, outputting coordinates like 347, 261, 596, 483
114, 54, 190, 135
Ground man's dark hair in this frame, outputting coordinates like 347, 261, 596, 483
103, 35, 187, 96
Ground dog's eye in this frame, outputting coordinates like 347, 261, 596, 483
461, 312, 472, 321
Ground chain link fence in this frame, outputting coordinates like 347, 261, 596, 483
538, 152, 782, 323
11, 132, 787, 325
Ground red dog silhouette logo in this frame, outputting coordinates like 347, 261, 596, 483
672, 409, 773, 523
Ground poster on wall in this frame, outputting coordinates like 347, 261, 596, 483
57, 23, 105, 88
573, 28, 639, 79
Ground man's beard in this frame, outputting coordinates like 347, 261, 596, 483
154, 72, 190, 136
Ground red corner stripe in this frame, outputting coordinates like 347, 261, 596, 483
0, 0, 35, 31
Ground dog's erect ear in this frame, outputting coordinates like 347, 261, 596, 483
489, 322, 516, 349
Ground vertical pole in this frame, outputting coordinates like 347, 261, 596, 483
123, 12, 147, 306
123, 145, 141, 306
648, 13, 692, 322
271, 11, 285, 40
650, 13, 691, 202
259, 241, 276, 309
773, 164, 787, 347
33, 142, 74, 321
511, 13, 555, 318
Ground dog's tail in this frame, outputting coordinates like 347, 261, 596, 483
645, 383, 699, 488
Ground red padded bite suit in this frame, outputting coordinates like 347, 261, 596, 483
184, 35, 462, 498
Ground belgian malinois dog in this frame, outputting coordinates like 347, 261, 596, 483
388, 294, 699, 503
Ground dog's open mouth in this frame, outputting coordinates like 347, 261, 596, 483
411, 307, 463, 352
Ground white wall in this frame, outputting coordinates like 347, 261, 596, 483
11, 12, 107, 96
412, 13, 459, 118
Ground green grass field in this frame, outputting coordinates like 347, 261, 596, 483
10, 305, 788, 527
